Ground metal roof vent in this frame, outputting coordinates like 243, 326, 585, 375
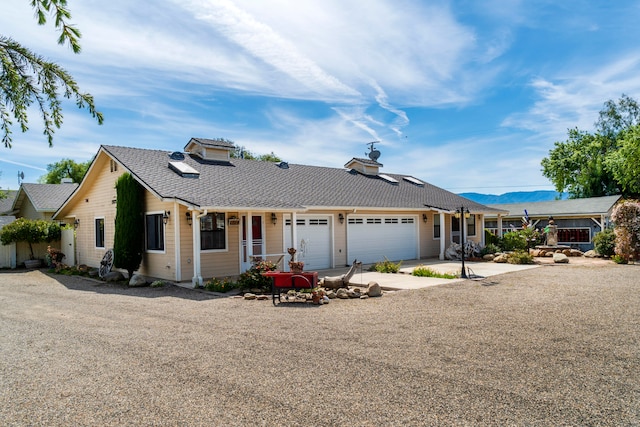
169, 151, 185, 161
168, 161, 200, 178
277, 161, 289, 169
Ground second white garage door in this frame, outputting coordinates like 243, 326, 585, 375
347, 215, 418, 264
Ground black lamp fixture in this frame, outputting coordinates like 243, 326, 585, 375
454, 206, 471, 279
185, 211, 192, 226
422, 213, 428, 223
338, 213, 345, 224
73, 218, 80, 229
163, 210, 170, 224
271, 212, 277, 225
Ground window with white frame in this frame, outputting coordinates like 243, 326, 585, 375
145, 213, 165, 251
433, 214, 440, 238
200, 212, 226, 250
467, 214, 476, 237
95, 218, 105, 248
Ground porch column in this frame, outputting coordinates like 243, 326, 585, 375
291, 211, 298, 251
192, 210, 205, 287
497, 214, 504, 237
480, 214, 485, 247
439, 212, 446, 260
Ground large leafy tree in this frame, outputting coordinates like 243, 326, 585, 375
38, 158, 91, 183
113, 173, 144, 279
542, 94, 640, 198
605, 125, 640, 196
1, 0, 103, 148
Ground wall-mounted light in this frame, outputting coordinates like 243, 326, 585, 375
73, 218, 80, 229
422, 213, 428, 223
338, 213, 345, 224
271, 212, 277, 225
185, 211, 192, 226
163, 210, 170, 225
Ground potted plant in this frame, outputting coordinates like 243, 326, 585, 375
0, 218, 61, 268
287, 247, 304, 273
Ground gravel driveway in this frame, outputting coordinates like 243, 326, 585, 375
1, 262, 638, 426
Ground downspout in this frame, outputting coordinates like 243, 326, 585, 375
192, 209, 207, 287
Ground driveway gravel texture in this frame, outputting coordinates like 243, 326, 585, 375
0, 262, 638, 426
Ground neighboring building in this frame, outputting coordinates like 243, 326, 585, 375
6, 182, 78, 220
485, 195, 622, 251
0, 182, 78, 264
54, 138, 503, 285
0, 190, 18, 215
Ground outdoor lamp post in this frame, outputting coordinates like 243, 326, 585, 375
455, 206, 470, 279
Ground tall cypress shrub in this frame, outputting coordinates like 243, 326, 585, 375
113, 173, 144, 278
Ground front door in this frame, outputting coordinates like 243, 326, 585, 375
241, 215, 263, 271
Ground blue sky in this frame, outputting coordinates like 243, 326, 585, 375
1, 0, 639, 194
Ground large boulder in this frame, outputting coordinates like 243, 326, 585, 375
104, 271, 125, 282
553, 253, 569, 263
493, 254, 508, 263
584, 250, 598, 258
129, 274, 147, 287
366, 281, 382, 297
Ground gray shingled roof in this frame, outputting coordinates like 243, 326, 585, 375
101, 145, 502, 213
15, 183, 78, 212
0, 190, 17, 214
487, 195, 622, 218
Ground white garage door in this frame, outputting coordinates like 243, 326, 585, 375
347, 216, 418, 264
284, 216, 332, 270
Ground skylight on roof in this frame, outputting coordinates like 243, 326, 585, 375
378, 174, 399, 185
403, 176, 424, 187
168, 161, 200, 178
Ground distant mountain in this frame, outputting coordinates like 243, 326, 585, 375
459, 190, 568, 205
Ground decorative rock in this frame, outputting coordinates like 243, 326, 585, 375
336, 289, 349, 299
104, 271, 125, 282
326, 290, 337, 299
584, 250, 598, 258
244, 293, 257, 300
562, 249, 571, 256
347, 289, 361, 298
360, 295, 370, 299
257, 295, 269, 301
129, 274, 147, 287
322, 295, 330, 304
493, 254, 508, 263
483, 254, 495, 261
545, 252, 554, 257
553, 253, 569, 263
366, 281, 382, 297
570, 249, 584, 257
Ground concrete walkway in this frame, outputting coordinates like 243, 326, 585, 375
316, 259, 540, 290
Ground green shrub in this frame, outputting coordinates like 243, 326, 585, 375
612, 254, 628, 264
485, 229, 500, 246
593, 227, 616, 257
480, 243, 501, 256
204, 277, 237, 292
237, 260, 278, 290
507, 250, 534, 264
369, 257, 402, 273
412, 266, 457, 279
0, 218, 61, 260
